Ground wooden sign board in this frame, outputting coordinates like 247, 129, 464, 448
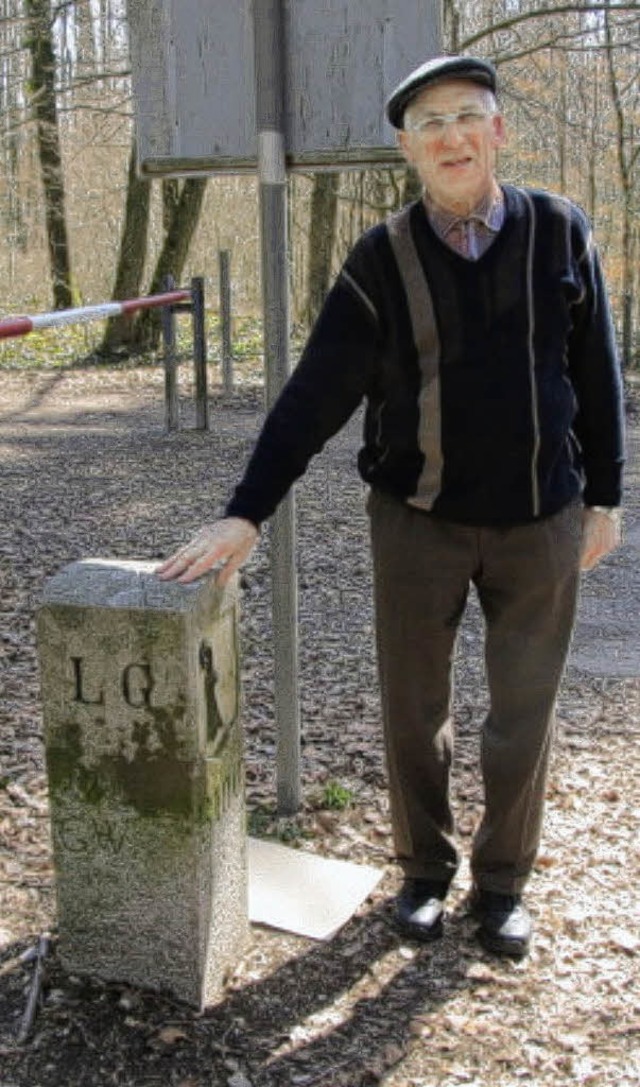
128, 0, 442, 176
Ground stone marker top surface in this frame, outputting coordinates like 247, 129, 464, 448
41, 558, 227, 612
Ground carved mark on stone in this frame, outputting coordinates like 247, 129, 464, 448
71, 657, 104, 706
207, 753, 243, 822
199, 641, 231, 757
70, 658, 155, 710
55, 809, 127, 855
122, 663, 154, 708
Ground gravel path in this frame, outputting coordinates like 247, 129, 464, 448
1, 367, 638, 1087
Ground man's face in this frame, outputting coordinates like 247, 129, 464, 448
397, 79, 506, 215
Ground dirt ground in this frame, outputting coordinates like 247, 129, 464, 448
0, 366, 639, 1087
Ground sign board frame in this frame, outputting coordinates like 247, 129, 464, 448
129, 0, 442, 177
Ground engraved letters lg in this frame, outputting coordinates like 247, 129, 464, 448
71, 657, 154, 708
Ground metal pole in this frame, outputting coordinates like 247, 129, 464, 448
191, 276, 209, 430
162, 274, 178, 431
219, 249, 234, 395
253, 0, 301, 814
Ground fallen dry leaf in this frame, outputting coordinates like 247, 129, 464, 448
154, 1026, 189, 1046
466, 962, 500, 983
609, 927, 639, 954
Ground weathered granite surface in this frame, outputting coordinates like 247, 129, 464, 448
37, 559, 248, 1008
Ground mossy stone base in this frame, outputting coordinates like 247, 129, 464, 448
38, 559, 248, 1008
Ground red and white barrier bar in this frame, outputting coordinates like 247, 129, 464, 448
0, 290, 191, 341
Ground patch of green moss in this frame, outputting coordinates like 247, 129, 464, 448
45, 702, 239, 827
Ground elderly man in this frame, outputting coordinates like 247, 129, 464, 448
159, 56, 624, 957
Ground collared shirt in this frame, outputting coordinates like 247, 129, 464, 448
425, 187, 505, 260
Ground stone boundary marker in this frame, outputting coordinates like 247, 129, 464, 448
37, 559, 247, 1009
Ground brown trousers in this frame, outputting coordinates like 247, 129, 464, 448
368, 490, 583, 894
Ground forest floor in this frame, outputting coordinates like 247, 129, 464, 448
0, 362, 639, 1087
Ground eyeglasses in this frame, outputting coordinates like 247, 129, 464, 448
405, 109, 495, 137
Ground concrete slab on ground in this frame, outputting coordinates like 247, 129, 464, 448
248, 837, 384, 940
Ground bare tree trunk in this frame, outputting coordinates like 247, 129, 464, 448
75, 0, 97, 72
1, 0, 27, 278
583, 66, 599, 221
25, 0, 73, 310
100, 139, 151, 354
304, 173, 339, 329
162, 178, 181, 233
604, 3, 636, 369
59, 1, 71, 90
99, 0, 109, 69
130, 177, 208, 353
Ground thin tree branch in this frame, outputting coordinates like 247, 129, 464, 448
57, 102, 131, 117
0, 14, 30, 29
491, 21, 613, 61
493, 34, 640, 64
70, 67, 131, 87
17, 935, 50, 1044
460, 3, 640, 51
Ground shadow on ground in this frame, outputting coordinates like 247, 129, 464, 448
1, 897, 489, 1087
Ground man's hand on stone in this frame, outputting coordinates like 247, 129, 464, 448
581, 507, 621, 572
157, 518, 259, 586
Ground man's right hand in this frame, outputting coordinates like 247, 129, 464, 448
156, 518, 259, 586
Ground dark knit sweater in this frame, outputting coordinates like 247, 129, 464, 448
225, 184, 624, 527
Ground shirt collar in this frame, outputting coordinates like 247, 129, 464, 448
425, 186, 505, 236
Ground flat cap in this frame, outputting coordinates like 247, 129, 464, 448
386, 55, 497, 129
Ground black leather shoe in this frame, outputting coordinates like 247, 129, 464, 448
469, 887, 532, 958
395, 878, 449, 942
